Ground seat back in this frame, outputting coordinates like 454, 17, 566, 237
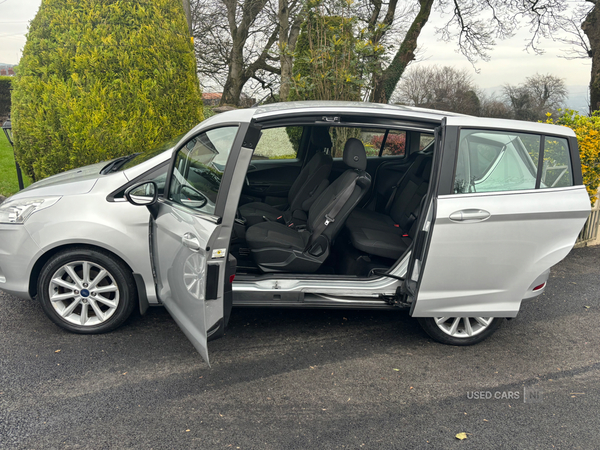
288, 151, 332, 212
388, 153, 432, 238
287, 127, 333, 212
307, 138, 371, 247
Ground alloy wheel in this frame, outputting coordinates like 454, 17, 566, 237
433, 316, 493, 338
48, 260, 120, 326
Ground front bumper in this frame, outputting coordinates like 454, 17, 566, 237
0, 224, 40, 299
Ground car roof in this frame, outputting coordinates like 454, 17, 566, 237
195, 101, 575, 138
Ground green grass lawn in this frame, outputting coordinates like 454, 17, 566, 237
0, 133, 31, 198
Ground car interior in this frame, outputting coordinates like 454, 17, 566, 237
231, 122, 436, 278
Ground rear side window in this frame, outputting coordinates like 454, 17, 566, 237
540, 137, 573, 188
453, 130, 573, 194
327, 127, 409, 157
380, 130, 407, 157
253, 127, 299, 160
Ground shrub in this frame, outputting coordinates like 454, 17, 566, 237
12, 0, 203, 180
546, 110, 600, 204
0, 76, 11, 121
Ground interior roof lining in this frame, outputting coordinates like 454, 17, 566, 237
253, 111, 439, 128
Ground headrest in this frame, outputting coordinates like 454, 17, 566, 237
343, 138, 367, 171
310, 127, 332, 149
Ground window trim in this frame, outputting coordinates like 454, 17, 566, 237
446, 126, 577, 196
163, 122, 249, 218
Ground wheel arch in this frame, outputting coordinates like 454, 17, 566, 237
29, 243, 149, 314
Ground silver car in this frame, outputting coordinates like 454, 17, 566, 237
0, 102, 590, 364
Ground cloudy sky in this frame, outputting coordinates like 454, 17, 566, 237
0, 0, 592, 109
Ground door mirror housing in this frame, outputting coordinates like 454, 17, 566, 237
125, 181, 158, 206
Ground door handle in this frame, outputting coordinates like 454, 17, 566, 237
182, 232, 201, 251
449, 209, 491, 222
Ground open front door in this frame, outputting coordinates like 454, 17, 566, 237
409, 119, 590, 318
150, 123, 254, 364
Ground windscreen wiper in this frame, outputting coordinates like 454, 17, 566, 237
100, 153, 141, 174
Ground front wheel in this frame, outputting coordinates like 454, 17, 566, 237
418, 317, 504, 346
38, 247, 137, 334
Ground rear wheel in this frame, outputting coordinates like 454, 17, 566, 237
418, 316, 503, 346
38, 248, 137, 334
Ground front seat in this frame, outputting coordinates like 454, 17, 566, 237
239, 127, 333, 227
246, 138, 371, 273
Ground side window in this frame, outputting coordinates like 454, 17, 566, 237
420, 133, 435, 150
541, 137, 573, 188
140, 163, 168, 196
168, 126, 239, 215
252, 127, 299, 160
454, 130, 540, 194
380, 130, 407, 157
328, 127, 407, 158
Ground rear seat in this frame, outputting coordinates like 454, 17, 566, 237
345, 153, 432, 260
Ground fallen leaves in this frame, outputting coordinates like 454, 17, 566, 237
54, 349, 61, 353
455, 432, 469, 440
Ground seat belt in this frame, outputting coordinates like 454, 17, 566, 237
304, 178, 357, 252
384, 156, 429, 214
384, 167, 412, 214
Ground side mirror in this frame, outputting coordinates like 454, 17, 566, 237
125, 181, 158, 206
180, 185, 208, 209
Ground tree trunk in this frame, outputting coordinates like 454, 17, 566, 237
279, 0, 292, 101
370, 0, 434, 103
278, 0, 302, 102
221, 45, 247, 105
219, 0, 270, 106
182, 0, 192, 36
582, 1, 599, 113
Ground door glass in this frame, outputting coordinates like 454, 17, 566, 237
252, 127, 299, 160
168, 126, 239, 215
454, 130, 540, 194
541, 137, 573, 188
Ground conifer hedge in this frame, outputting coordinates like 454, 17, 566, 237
12, 0, 203, 180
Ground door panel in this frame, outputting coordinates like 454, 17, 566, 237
152, 124, 252, 364
241, 159, 303, 206
152, 203, 219, 363
411, 187, 590, 317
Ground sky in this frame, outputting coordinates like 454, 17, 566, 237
0, 0, 593, 110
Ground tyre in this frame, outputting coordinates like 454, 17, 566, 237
38, 247, 137, 334
417, 316, 504, 346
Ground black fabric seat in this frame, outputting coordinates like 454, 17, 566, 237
239, 128, 333, 227
246, 138, 371, 273
345, 153, 432, 260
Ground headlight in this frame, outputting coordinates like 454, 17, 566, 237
0, 197, 62, 224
